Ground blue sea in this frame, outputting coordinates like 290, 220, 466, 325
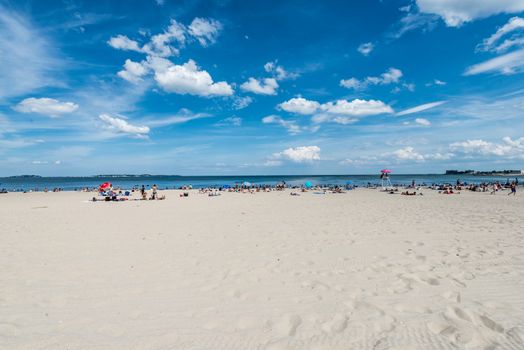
0, 174, 519, 192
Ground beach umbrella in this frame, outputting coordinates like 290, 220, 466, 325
242, 181, 252, 187
99, 182, 112, 191
380, 169, 392, 173
304, 181, 313, 188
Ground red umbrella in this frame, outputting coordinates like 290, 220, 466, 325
99, 182, 112, 191
380, 169, 392, 173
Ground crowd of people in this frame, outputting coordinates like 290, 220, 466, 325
93, 184, 166, 202
1, 178, 520, 198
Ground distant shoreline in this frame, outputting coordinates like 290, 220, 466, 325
2, 173, 523, 179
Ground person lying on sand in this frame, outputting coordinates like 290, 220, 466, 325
290, 192, 300, 196
401, 191, 417, 195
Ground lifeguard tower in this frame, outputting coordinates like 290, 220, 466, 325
380, 169, 392, 189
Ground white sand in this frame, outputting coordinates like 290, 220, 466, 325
1, 189, 524, 349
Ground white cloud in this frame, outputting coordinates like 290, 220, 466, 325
14, 98, 79, 117
478, 16, 524, 52
416, 0, 524, 27
187, 18, 222, 47
392, 146, 425, 161
340, 78, 365, 90
357, 42, 374, 56
311, 114, 359, 125
99, 114, 150, 135
0, 6, 64, 99
278, 97, 320, 115
108, 18, 225, 97
396, 101, 446, 116
450, 137, 524, 158
262, 115, 302, 135
144, 110, 210, 128
143, 19, 186, 57
264, 61, 299, 80
107, 35, 142, 52
340, 67, 403, 90
232, 96, 253, 110
154, 59, 233, 96
117, 59, 148, 84
108, 17, 222, 59
319, 99, 393, 116
240, 77, 278, 95
464, 48, 524, 75
374, 68, 403, 84
390, 12, 438, 39
216, 116, 242, 127
277, 97, 393, 124
415, 118, 431, 126
273, 146, 321, 163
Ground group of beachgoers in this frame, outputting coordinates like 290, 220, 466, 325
93, 184, 166, 202
433, 179, 518, 195
2, 177, 520, 197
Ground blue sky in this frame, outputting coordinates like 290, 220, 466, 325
1, 0, 524, 176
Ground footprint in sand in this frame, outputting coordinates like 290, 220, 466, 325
387, 275, 412, 294
394, 303, 432, 314
442, 291, 461, 303
428, 306, 505, 349
273, 314, 302, 337
321, 314, 348, 334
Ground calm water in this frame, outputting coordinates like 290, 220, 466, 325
0, 174, 519, 191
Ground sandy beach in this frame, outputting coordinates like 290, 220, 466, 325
1, 189, 524, 349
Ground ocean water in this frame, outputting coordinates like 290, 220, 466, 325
0, 174, 519, 191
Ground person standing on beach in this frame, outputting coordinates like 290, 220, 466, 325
508, 182, 517, 196
152, 184, 158, 200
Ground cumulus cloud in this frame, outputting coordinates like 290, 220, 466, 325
396, 101, 446, 116
99, 113, 150, 135
464, 48, 524, 75
240, 77, 278, 95
340, 67, 403, 90
278, 97, 320, 115
357, 42, 374, 56
117, 59, 148, 84
477, 16, 524, 52
272, 146, 321, 163
264, 61, 299, 80
450, 137, 524, 158
107, 34, 142, 52
142, 19, 186, 57
188, 18, 222, 47
277, 97, 393, 125
339, 77, 365, 90
416, 0, 524, 27
14, 97, 79, 117
154, 59, 233, 96
109, 17, 222, 58
392, 146, 425, 161
319, 99, 393, 116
